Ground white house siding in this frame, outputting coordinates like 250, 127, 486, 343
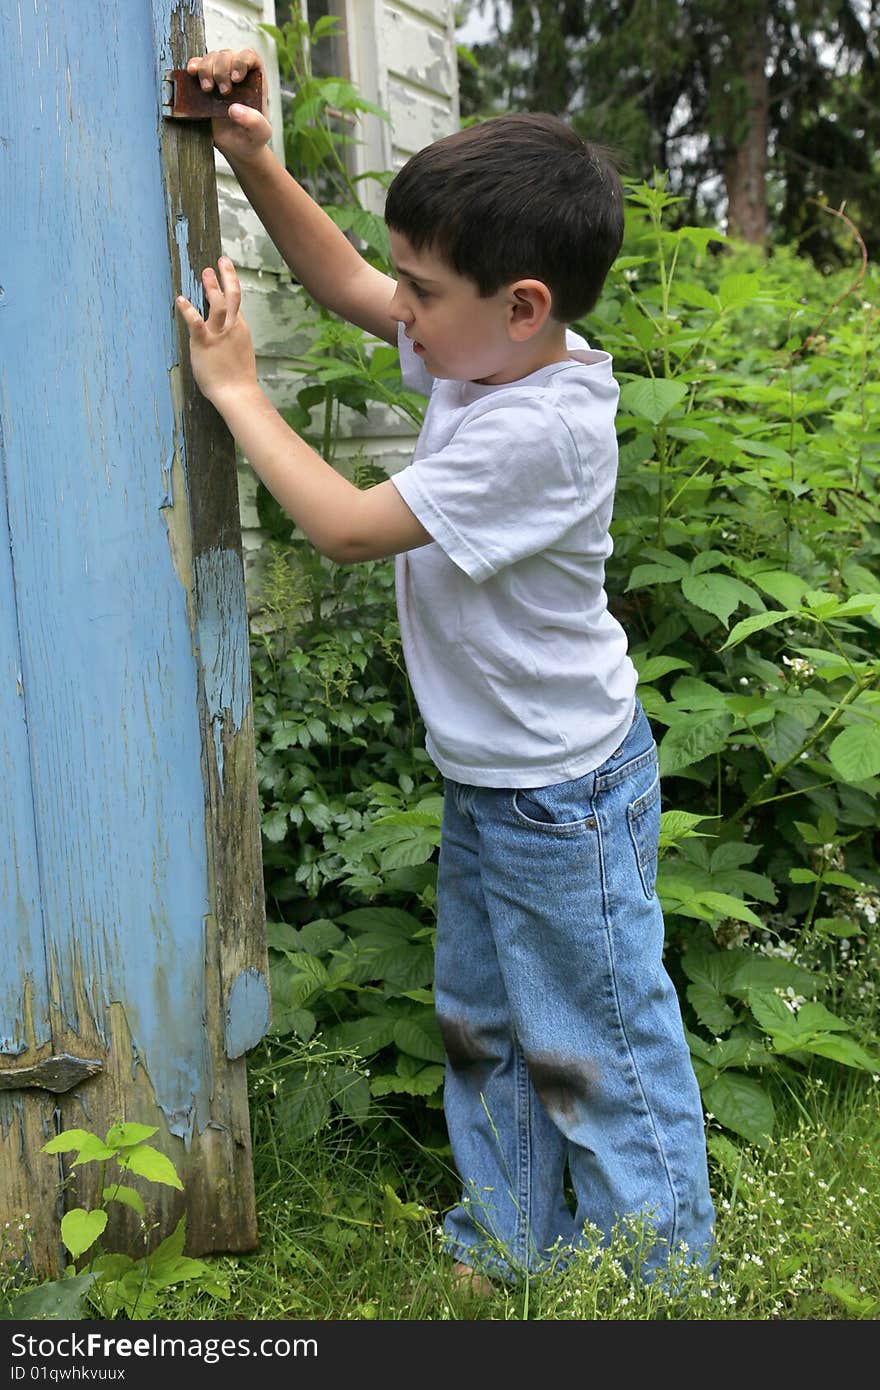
203, 0, 459, 589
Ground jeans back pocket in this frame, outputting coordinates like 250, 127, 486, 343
627, 771, 660, 898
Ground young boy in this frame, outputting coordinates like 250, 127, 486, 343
177, 48, 716, 1284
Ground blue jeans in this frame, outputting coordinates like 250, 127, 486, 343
434, 701, 715, 1279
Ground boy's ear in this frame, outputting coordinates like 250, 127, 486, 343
506, 279, 553, 340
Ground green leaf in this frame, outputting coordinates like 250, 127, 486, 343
393, 1015, 446, 1064
268, 918, 345, 954
382, 1184, 431, 1230
61, 1208, 108, 1260
727, 954, 819, 999
104, 1123, 158, 1150
672, 281, 719, 311
735, 436, 791, 464
331, 1068, 372, 1123
370, 1065, 445, 1097
311, 13, 342, 39
10, 1273, 98, 1321
747, 988, 802, 1037
659, 878, 763, 927
275, 1070, 331, 1141
701, 1072, 774, 1147
633, 654, 692, 683
687, 981, 736, 1035
338, 906, 424, 940
814, 917, 858, 939
719, 609, 795, 650
102, 1184, 146, 1217
658, 712, 733, 775
825, 870, 872, 890
322, 1015, 398, 1053
40, 1128, 97, 1155
820, 1277, 879, 1317
690, 890, 763, 926
658, 809, 714, 852
762, 713, 808, 766
118, 1145, 183, 1191
806, 1034, 880, 1072
681, 573, 760, 626
793, 1001, 852, 1034
671, 225, 731, 252
681, 945, 743, 996
627, 560, 688, 589
828, 723, 880, 782
262, 807, 291, 843
670, 678, 722, 711
356, 942, 434, 990
147, 1214, 186, 1266
619, 376, 689, 424
718, 272, 762, 309
706, 1131, 744, 1179
621, 300, 658, 350
269, 1003, 316, 1041
750, 570, 809, 609
284, 953, 330, 1007
70, 1134, 119, 1165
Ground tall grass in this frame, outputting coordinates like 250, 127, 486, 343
163, 1063, 879, 1321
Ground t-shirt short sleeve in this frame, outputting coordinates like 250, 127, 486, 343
397, 322, 435, 398
391, 392, 583, 584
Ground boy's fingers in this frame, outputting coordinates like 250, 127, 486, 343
227, 103, 267, 132
229, 48, 260, 81
201, 267, 227, 327
186, 48, 234, 92
210, 48, 237, 93
217, 257, 241, 322
187, 48, 261, 91
175, 296, 205, 333
186, 54, 217, 91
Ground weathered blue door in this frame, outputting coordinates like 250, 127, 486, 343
0, 0, 268, 1274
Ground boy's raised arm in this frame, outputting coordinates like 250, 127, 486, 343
188, 48, 398, 345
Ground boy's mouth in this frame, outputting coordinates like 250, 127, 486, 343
413, 341, 425, 355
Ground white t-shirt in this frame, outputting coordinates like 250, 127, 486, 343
390, 324, 637, 788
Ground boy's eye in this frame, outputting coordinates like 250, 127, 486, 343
410, 281, 430, 300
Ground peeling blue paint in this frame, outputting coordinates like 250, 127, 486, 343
173, 214, 203, 318
195, 548, 251, 789
0, 0, 231, 1139
150, 0, 202, 72
224, 970, 271, 1060
0, 381, 49, 1059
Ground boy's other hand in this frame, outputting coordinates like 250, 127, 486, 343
186, 49, 272, 163
176, 257, 259, 409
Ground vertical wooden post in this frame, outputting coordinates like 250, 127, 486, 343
0, 0, 268, 1277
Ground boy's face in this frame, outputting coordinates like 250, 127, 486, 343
388, 230, 518, 384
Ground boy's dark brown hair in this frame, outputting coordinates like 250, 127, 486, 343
384, 113, 624, 323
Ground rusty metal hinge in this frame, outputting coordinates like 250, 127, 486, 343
161, 68, 263, 120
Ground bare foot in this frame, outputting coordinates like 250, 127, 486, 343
452, 1260, 493, 1297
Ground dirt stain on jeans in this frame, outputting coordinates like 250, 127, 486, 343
525, 1052, 599, 1125
437, 1015, 504, 1071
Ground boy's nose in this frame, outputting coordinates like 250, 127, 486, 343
389, 283, 413, 325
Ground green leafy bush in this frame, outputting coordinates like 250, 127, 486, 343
248, 18, 880, 1149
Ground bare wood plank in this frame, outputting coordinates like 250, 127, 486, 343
154, 0, 269, 1253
